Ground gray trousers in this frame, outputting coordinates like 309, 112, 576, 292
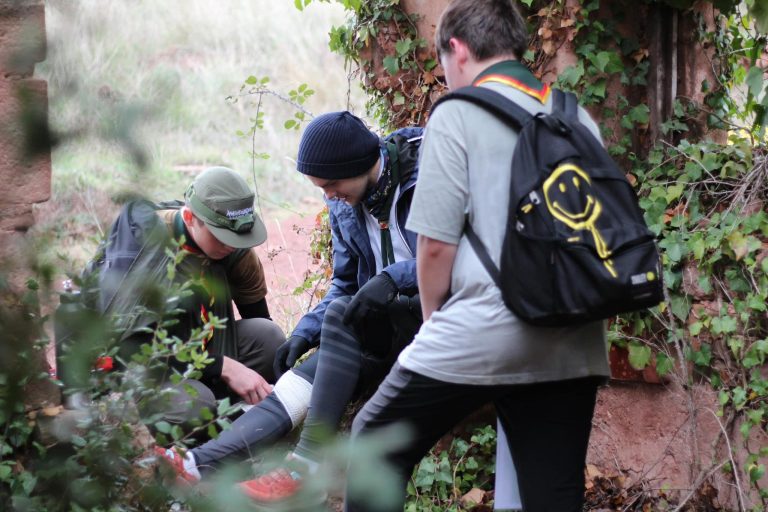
159, 318, 284, 426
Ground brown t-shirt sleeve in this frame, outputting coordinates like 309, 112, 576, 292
228, 249, 268, 304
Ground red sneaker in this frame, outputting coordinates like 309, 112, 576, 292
239, 468, 302, 502
153, 446, 198, 485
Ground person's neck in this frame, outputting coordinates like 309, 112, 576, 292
463, 54, 518, 87
366, 156, 383, 189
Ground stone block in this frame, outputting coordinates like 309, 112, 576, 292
0, 0, 46, 75
0, 76, 51, 212
0, 202, 34, 231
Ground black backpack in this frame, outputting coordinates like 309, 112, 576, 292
55, 199, 247, 388
431, 87, 663, 326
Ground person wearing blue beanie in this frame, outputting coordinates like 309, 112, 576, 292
296, 111, 381, 180
155, 113, 425, 503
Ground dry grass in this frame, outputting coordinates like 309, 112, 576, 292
31, 0, 368, 329
33, 0, 366, 262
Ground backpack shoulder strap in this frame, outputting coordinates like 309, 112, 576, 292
431, 86, 533, 130
464, 220, 503, 290
551, 89, 579, 122
155, 199, 184, 210
431, 87, 536, 290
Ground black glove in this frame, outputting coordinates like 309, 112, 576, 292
388, 293, 423, 351
388, 293, 422, 324
343, 272, 399, 326
273, 335, 311, 379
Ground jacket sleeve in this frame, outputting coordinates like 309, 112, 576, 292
291, 207, 359, 345
383, 258, 418, 294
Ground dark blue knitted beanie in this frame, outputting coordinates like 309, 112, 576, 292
296, 111, 381, 179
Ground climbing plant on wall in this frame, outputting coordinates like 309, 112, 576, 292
291, 0, 768, 508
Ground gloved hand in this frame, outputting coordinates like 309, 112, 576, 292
388, 293, 422, 323
387, 293, 423, 350
343, 272, 398, 326
273, 335, 311, 379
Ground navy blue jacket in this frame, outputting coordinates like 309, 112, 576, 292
292, 127, 422, 345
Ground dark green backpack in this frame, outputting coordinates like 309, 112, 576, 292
55, 199, 246, 388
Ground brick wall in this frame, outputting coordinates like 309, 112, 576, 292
1, 0, 56, 409
0, 0, 51, 261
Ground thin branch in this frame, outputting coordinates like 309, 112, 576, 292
238, 87, 315, 118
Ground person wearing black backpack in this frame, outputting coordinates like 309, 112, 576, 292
344, 1, 611, 511
57, 167, 285, 425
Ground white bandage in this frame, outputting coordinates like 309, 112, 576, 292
273, 370, 313, 429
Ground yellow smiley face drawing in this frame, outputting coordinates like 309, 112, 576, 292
543, 164, 600, 229
543, 163, 617, 277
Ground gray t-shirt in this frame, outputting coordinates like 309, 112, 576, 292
401, 81, 610, 385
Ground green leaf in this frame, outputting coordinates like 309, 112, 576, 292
665, 242, 685, 263
628, 343, 652, 369
665, 184, 685, 203
732, 386, 747, 409
746, 66, 764, 98
392, 92, 406, 106
688, 321, 703, 336
670, 295, 689, 322
0, 464, 11, 481
747, 294, 767, 312
155, 421, 172, 434
747, 409, 764, 425
589, 79, 607, 98
245, 75, 258, 85
200, 407, 214, 421
711, 316, 738, 335
383, 56, 400, 75
655, 352, 674, 376
689, 236, 707, 260
751, 0, 768, 34
395, 38, 413, 57
690, 343, 712, 366
284, 119, 297, 129
749, 464, 766, 483
591, 51, 612, 73
628, 104, 650, 124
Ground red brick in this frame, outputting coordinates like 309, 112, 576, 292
0, 76, 51, 210
0, 1, 46, 75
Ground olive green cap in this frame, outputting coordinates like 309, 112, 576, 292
184, 167, 267, 249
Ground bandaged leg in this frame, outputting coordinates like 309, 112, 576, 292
273, 369, 313, 429
190, 360, 316, 474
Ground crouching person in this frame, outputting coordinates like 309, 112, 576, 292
155, 112, 424, 497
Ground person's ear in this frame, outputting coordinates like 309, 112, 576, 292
181, 206, 195, 227
449, 37, 469, 67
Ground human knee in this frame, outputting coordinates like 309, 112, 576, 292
326, 295, 353, 319
350, 408, 371, 438
162, 379, 217, 425
272, 369, 313, 429
239, 318, 284, 357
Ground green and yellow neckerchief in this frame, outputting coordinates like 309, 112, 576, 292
473, 60, 550, 104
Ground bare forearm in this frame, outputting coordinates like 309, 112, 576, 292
416, 235, 458, 321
